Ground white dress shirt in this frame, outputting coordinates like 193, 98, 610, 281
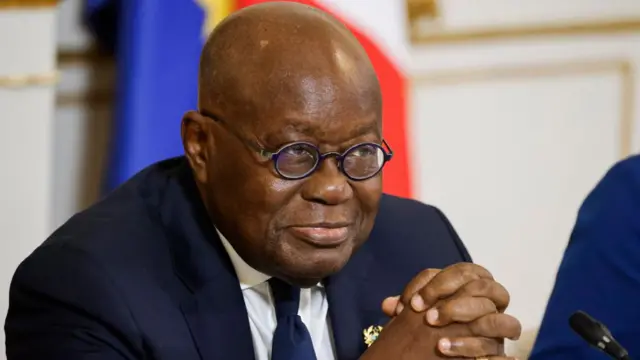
218, 230, 337, 360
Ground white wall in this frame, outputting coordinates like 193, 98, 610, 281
411, 38, 640, 341
0, 5, 58, 358
409, 7, 640, 351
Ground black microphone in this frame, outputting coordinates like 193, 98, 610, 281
569, 310, 631, 360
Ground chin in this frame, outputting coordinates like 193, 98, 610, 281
279, 246, 353, 287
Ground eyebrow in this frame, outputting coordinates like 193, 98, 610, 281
278, 117, 381, 138
350, 121, 382, 138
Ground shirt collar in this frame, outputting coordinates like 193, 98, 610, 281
217, 228, 271, 290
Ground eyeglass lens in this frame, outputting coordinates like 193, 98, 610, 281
275, 143, 385, 179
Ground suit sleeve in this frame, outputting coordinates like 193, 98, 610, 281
529, 159, 640, 360
5, 244, 143, 360
433, 207, 473, 263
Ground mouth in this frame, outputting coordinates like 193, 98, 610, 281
286, 223, 352, 248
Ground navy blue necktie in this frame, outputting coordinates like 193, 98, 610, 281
269, 278, 318, 360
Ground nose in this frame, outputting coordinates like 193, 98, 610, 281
300, 157, 353, 205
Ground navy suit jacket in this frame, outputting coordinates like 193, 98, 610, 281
5, 157, 471, 360
530, 155, 640, 359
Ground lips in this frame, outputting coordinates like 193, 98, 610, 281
287, 223, 351, 248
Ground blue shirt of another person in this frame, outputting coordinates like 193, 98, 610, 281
530, 154, 640, 359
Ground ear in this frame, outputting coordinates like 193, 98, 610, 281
181, 110, 212, 184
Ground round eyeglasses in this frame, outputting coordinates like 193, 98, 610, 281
259, 140, 393, 181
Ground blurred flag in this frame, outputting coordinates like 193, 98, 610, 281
87, 0, 411, 198
85, 0, 222, 190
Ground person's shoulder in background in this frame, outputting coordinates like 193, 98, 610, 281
530, 154, 640, 360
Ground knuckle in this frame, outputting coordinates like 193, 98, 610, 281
461, 263, 489, 282
442, 297, 496, 323
464, 278, 493, 295
463, 279, 511, 311
480, 297, 498, 314
488, 313, 501, 330
474, 264, 494, 279
401, 268, 440, 303
469, 314, 496, 335
420, 284, 439, 303
461, 262, 494, 279
439, 298, 463, 319
500, 285, 511, 309
457, 263, 476, 278
425, 268, 441, 278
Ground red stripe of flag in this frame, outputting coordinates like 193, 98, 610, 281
234, 0, 412, 199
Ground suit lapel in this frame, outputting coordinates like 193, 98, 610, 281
180, 274, 255, 360
326, 244, 388, 360
159, 162, 256, 360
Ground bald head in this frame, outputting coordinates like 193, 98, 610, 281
197, 1, 381, 122
184, 2, 387, 286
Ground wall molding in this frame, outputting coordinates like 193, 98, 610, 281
411, 18, 640, 45
0, 70, 59, 88
0, 0, 58, 8
411, 58, 636, 158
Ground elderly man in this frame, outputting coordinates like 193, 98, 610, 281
5, 3, 520, 359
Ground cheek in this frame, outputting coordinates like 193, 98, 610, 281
353, 177, 383, 212
251, 176, 300, 216
214, 158, 300, 224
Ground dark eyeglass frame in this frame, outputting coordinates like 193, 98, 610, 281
262, 140, 393, 181
199, 111, 394, 181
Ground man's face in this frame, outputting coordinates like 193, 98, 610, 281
185, 39, 384, 286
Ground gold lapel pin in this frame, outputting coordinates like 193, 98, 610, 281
363, 325, 383, 347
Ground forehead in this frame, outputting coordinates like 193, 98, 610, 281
253, 78, 381, 144
249, 66, 381, 142
214, 22, 382, 142
262, 112, 381, 146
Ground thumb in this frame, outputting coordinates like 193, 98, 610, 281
381, 295, 400, 317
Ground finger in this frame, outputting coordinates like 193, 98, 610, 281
413, 263, 493, 311
428, 297, 497, 326
381, 296, 399, 317
399, 268, 440, 311
457, 278, 510, 312
468, 313, 522, 340
438, 336, 503, 358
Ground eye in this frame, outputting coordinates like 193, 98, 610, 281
283, 143, 313, 156
350, 144, 378, 157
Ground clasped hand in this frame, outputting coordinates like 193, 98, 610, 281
363, 263, 522, 360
